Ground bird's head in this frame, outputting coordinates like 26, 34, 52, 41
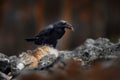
54, 20, 74, 31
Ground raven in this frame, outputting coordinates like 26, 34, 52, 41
26, 20, 74, 47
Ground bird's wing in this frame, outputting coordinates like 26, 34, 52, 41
35, 25, 54, 37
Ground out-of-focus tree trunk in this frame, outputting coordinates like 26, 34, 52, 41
34, 0, 44, 32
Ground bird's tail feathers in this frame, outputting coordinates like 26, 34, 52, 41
25, 37, 36, 42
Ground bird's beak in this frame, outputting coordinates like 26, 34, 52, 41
66, 23, 74, 31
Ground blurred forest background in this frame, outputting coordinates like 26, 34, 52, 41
0, 0, 120, 55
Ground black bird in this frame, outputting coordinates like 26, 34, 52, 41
26, 20, 74, 47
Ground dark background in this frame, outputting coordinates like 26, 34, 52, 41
0, 0, 120, 55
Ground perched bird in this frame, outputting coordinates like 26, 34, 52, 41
26, 20, 74, 47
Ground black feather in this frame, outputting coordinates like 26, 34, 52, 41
25, 38, 36, 41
